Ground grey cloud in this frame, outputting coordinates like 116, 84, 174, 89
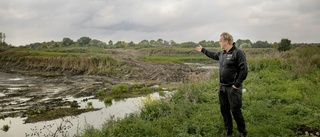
1, 0, 320, 45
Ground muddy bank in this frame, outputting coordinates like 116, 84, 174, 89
0, 72, 117, 120
0, 68, 209, 123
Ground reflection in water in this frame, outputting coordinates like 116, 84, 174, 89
0, 92, 161, 137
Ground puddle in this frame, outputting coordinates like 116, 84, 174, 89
45, 87, 65, 94
17, 97, 32, 102
8, 78, 24, 81
197, 66, 219, 69
0, 71, 173, 137
7, 88, 22, 91
184, 63, 219, 69
0, 93, 5, 97
0, 92, 162, 137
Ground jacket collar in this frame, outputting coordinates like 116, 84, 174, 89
223, 42, 236, 53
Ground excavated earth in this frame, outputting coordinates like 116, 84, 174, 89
0, 49, 210, 122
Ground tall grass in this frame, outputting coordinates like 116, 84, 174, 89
79, 45, 320, 136
0, 50, 124, 75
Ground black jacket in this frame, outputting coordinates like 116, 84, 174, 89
201, 44, 248, 88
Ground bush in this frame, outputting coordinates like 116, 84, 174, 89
140, 95, 171, 121
111, 84, 129, 94
132, 83, 142, 92
97, 89, 106, 96
104, 97, 113, 104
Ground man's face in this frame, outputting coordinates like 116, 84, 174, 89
219, 36, 226, 50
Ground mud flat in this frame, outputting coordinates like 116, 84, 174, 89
0, 72, 113, 119
0, 71, 169, 136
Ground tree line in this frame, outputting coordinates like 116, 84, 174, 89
24, 36, 293, 51
0, 31, 294, 51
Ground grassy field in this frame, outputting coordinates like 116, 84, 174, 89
79, 45, 320, 137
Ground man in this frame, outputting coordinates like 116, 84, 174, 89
195, 32, 248, 137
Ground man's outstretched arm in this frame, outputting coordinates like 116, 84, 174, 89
195, 45, 219, 60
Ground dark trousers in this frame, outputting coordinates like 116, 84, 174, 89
219, 85, 247, 134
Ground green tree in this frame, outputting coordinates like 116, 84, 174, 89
114, 41, 127, 48
252, 41, 272, 48
88, 39, 107, 48
236, 39, 252, 48
0, 32, 6, 44
163, 40, 169, 46
277, 39, 291, 51
0, 32, 8, 47
150, 40, 156, 46
76, 36, 91, 46
108, 40, 113, 46
180, 41, 197, 48
198, 40, 217, 47
272, 42, 278, 48
240, 43, 252, 48
212, 41, 220, 47
169, 40, 177, 46
0, 32, 3, 43
62, 37, 74, 46
199, 40, 208, 47
127, 41, 136, 47
138, 40, 151, 48
139, 40, 149, 45
156, 39, 164, 46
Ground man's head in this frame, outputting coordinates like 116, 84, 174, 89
219, 32, 233, 50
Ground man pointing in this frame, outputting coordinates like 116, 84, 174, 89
195, 32, 248, 137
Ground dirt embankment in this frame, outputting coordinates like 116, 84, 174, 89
0, 49, 202, 83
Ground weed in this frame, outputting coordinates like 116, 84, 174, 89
86, 102, 93, 109
97, 89, 106, 97
1, 124, 10, 132
158, 91, 165, 97
104, 97, 113, 104
111, 84, 129, 95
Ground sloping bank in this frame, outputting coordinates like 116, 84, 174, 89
80, 45, 320, 137
0, 49, 195, 83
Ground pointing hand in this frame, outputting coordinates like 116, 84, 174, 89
195, 45, 203, 52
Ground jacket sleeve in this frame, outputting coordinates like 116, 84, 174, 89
234, 50, 248, 88
201, 48, 220, 61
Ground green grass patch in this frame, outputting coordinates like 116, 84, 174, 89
139, 56, 210, 63
79, 45, 320, 136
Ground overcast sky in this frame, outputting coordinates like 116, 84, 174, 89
1, 0, 319, 46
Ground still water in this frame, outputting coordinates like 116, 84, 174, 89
0, 92, 161, 137
0, 72, 162, 137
